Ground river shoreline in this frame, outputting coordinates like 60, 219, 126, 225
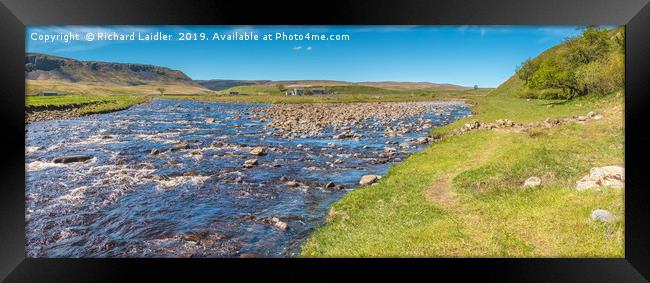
25, 97, 468, 123
25, 99, 470, 257
25, 96, 150, 123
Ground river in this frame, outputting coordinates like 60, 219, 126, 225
25, 99, 470, 257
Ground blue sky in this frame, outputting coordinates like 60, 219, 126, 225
26, 26, 584, 87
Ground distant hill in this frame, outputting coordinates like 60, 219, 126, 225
195, 80, 271, 91
358, 81, 469, 91
25, 53, 470, 95
250, 80, 468, 91
26, 53, 197, 86
203, 80, 469, 94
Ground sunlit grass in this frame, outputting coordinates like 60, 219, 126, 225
26, 95, 148, 115
161, 89, 491, 104
301, 91, 624, 257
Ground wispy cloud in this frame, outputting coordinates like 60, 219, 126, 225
535, 26, 581, 43
292, 46, 313, 52
457, 25, 516, 37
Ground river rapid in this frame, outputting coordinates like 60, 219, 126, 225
25, 99, 470, 257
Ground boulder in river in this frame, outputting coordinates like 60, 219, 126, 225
170, 142, 189, 151
243, 159, 258, 168
384, 147, 397, 154
205, 118, 216, 124
359, 175, 380, 186
53, 155, 93, 164
270, 217, 288, 231
250, 147, 266, 156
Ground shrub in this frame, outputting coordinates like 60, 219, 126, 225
575, 52, 624, 96
516, 26, 624, 99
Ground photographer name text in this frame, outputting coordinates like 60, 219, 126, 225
30, 31, 351, 43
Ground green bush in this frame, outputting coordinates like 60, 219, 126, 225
518, 89, 566, 100
515, 26, 624, 99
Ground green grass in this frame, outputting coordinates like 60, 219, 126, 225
216, 84, 474, 96
26, 95, 148, 115
161, 89, 490, 104
217, 85, 285, 95
301, 91, 624, 257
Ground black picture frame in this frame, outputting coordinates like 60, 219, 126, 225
1, 0, 649, 282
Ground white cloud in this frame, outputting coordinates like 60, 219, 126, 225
306, 46, 312, 51
292, 46, 303, 50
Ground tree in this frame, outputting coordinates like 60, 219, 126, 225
565, 26, 610, 65
517, 26, 621, 99
614, 32, 625, 54
473, 85, 479, 90
156, 87, 166, 95
515, 58, 539, 84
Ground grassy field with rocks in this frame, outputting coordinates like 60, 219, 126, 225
300, 89, 624, 257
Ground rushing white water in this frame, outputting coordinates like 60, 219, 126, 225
25, 99, 470, 257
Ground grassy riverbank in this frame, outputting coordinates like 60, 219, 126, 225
26, 95, 148, 116
301, 90, 624, 257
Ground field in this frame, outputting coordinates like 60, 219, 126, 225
26, 95, 148, 115
163, 89, 487, 104
213, 84, 470, 96
27, 80, 214, 96
301, 90, 625, 257
24, 80, 485, 123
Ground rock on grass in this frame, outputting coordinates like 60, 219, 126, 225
576, 166, 624, 191
590, 209, 618, 223
359, 175, 380, 186
522, 176, 541, 188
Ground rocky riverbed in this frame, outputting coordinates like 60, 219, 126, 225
253, 102, 461, 136
25, 99, 470, 257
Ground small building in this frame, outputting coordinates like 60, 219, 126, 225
311, 87, 326, 95
39, 91, 58, 96
285, 88, 304, 96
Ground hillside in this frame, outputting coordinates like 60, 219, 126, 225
491, 26, 624, 99
25, 53, 214, 96
360, 81, 469, 91
216, 83, 470, 96
204, 79, 469, 94
25, 53, 469, 96
26, 53, 197, 86
195, 79, 271, 91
